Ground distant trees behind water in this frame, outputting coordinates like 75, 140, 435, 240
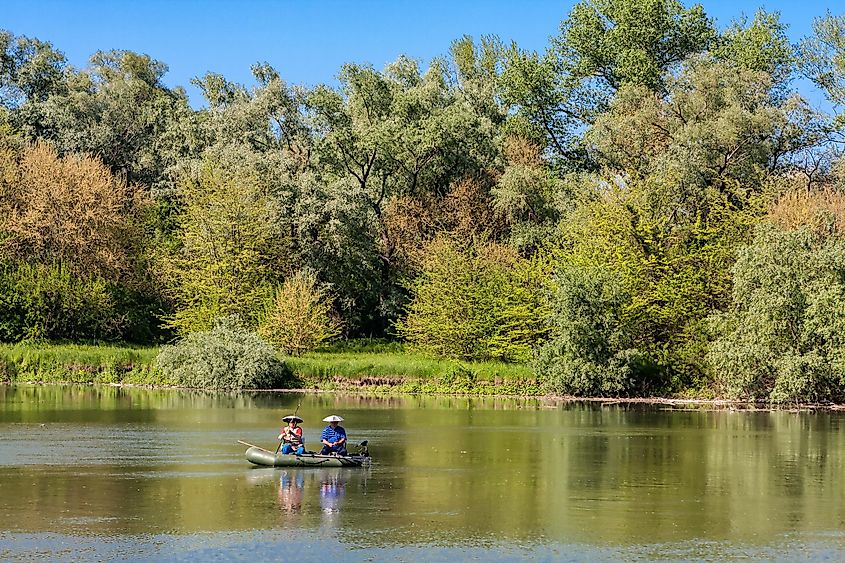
2, 1, 845, 402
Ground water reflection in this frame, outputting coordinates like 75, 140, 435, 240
319, 468, 347, 520
279, 471, 305, 512
272, 469, 351, 519
246, 467, 354, 523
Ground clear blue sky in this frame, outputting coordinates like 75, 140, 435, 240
1, 0, 837, 105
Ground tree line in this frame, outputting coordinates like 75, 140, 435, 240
2, 0, 845, 401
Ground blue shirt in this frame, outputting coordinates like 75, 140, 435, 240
321, 425, 347, 444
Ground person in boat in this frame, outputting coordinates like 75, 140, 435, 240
278, 415, 305, 455
320, 415, 348, 456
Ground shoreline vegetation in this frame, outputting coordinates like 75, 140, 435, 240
3, 4, 845, 404
0, 340, 540, 395
2, 341, 845, 409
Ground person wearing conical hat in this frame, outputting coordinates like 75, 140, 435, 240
319, 415, 347, 456
278, 414, 305, 455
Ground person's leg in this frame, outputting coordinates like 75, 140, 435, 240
320, 445, 331, 455
337, 446, 348, 456
295, 445, 305, 455
281, 444, 293, 455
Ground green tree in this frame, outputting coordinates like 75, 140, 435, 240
397, 237, 550, 362
308, 56, 497, 333
709, 223, 845, 403
800, 13, 845, 109
163, 156, 288, 334
714, 10, 794, 86
552, 0, 716, 93
535, 264, 645, 396
544, 56, 809, 392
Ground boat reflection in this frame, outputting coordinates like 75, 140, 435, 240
271, 468, 350, 518
319, 468, 346, 515
278, 470, 305, 512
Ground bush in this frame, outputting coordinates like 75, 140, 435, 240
258, 270, 342, 356
0, 262, 119, 342
708, 224, 845, 403
156, 316, 290, 389
534, 265, 654, 397
0, 261, 164, 343
396, 237, 550, 362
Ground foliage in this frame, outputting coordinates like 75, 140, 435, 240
259, 270, 342, 356
0, 141, 146, 280
548, 55, 795, 391
800, 13, 845, 109
713, 10, 794, 86
162, 156, 286, 334
0, 261, 118, 342
709, 224, 845, 403
307, 57, 498, 332
397, 237, 550, 362
287, 341, 534, 383
156, 316, 289, 389
1, 4, 845, 403
552, 0, 716, 93
535, 264, 645, 396
0, 342, 163, 384
768, 188, 845, 236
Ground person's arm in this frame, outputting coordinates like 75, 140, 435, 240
321, 428, 332, 446
336, 428, 347, 446
295, 427, 304, 443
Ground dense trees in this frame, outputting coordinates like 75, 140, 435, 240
2, 4, 845, 401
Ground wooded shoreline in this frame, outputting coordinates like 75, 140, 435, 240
4, 4, 845, 404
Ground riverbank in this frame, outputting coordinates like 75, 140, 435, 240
4, 342, 844, 408
0, 341, 541, 395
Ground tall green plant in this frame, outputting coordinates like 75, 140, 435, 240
163, 157, 287, 334
534, 264, 646, 396
709, 224, 845, 403
259, 270, 342, 356
0, 262, 118, 342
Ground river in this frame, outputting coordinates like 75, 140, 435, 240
1, 384, 844, 560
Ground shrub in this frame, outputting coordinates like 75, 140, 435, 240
708, 224, 845, 403
156, 316, 290, 389
258, 270, 343, 356
0, 262, 120, 342
534, 265, 653, 397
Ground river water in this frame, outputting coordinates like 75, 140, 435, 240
1, 384, 844, 561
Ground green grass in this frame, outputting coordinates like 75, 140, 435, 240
0, 342, 168, 384
288, 348, 533, 381
0, 339, 538, 394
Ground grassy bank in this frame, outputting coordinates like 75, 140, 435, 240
0, 340, 540, 395
0, 342, 171, 385
287, 340, 539, 395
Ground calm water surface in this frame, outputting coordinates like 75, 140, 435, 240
1, 384, 845, 561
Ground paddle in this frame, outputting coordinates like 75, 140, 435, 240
237, 440, 272, 453
275, 399, 303, 455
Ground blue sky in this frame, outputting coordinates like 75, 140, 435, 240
1, 0, 838, 105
